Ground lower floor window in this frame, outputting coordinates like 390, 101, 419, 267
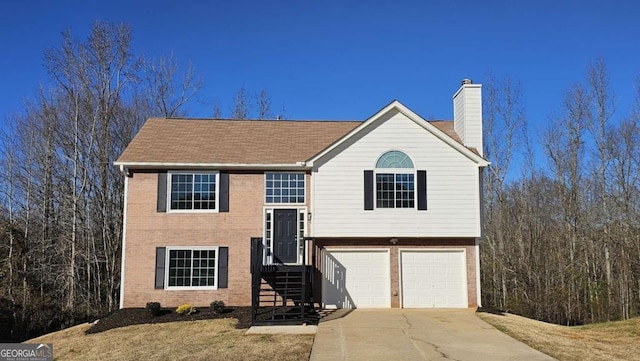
167, 247, 218, 288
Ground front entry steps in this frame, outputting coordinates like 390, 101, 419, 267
250, 237, 318, 326
252, 265, 317, 325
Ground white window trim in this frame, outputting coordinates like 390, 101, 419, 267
264, 172, 307, 205
165, 246, 219, 290
263, 206, 307, 265
167, 171, 220, 213
374, 168, 417, 210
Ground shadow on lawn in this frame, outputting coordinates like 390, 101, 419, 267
476, 307, 506, 316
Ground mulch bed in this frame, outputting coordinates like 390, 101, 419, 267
85, 306, 253, 334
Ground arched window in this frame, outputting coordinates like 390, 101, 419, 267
375, 151, 415, 208
376, 150, 414, 168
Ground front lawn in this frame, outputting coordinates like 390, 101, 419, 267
29, 309, 313, 361
478, 311, 640, 361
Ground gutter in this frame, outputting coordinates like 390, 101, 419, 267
113, 161, 312, 171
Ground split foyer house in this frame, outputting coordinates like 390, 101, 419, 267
115, 80, 489, 323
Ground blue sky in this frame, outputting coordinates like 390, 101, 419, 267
1, 0, 639, 143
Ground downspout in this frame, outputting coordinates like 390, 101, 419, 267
476, 166, 485, 308
119, 165, 130, 309
475, 239, 482, 308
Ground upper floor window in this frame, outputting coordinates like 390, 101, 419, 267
376, 150, 414, 168
169, 172, 218, 211
375, 151, 415, 209
265, 173, 305, 204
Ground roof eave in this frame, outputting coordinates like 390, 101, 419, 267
113, 161, 312, 171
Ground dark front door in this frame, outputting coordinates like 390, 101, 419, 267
273, 209, 298, 264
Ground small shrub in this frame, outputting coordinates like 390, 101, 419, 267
210, 300, 225, 314
176, 303, 196, 315
146, 302, 162, 316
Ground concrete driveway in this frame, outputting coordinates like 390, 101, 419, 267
309, 309, 556, 361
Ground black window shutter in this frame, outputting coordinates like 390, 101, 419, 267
219, 171, 229, 212
157, 172, 167, 212
417, 170, 427, 210
364, 170, 374, 210
218, 247, 229, 288
155, 247, 166, 289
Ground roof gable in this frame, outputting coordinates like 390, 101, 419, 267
308, 100, 490, 167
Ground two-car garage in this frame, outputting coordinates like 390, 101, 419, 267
321, 248, 469, 309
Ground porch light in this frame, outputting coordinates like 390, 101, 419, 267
307, 212, 312, 221
390, 238, 398, 245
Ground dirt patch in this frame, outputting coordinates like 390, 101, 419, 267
86, 306, 252, 334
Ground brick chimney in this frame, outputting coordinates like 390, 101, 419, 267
453, 79, 483, 156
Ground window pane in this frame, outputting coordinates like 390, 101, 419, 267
376, 173, 395, 208
191, 248, 216, 287
193, 173, 216, 210
395, 173, 415, 208
170, 173, 217, 211
168, 249, 192, 287
265, 173, 305, 204
170, 174, 193, 210
375, 172, 415, 209
168, 248, 216, 288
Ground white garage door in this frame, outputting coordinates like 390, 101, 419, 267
322, 249, 390, 308
401, 250, 467, 308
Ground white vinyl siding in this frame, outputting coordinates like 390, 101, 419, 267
312, 111, 481, 237
454, 84, 483, 155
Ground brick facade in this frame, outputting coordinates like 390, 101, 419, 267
122, 171, 266, 307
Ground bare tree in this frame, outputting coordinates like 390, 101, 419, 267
212, 101, 223, 118
230, 85, 250, 119
480, 73, 527, 309
255, 88, 273, 119
143, 54, 203, 118
584, 58, 616, 319
482, 62, 640, 325
0, 20, 209, 340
